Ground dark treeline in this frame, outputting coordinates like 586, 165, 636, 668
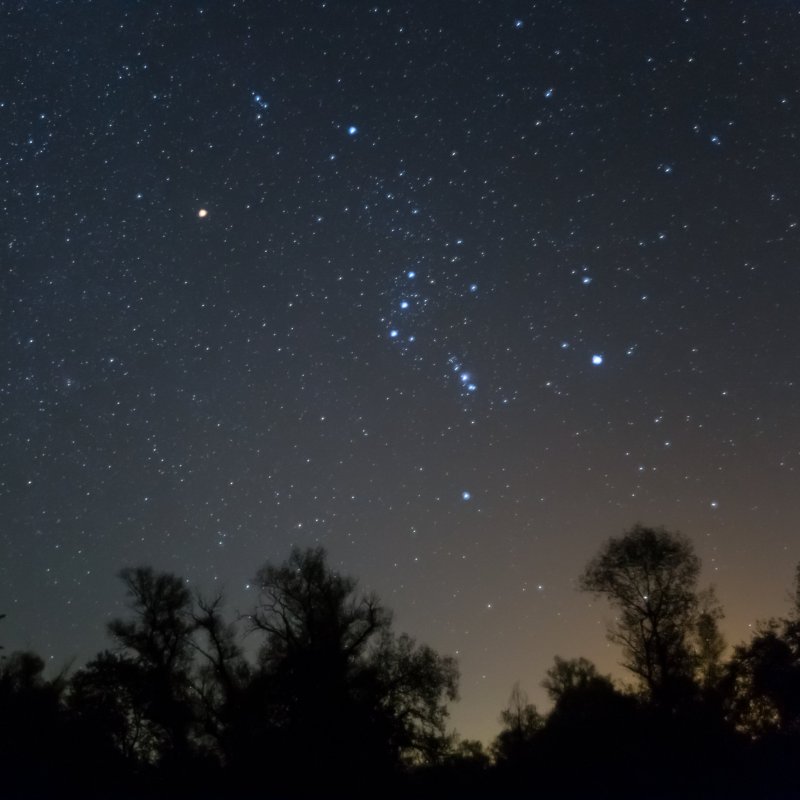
2, 525, 800, 798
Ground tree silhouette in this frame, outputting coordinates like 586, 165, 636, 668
109, 567, 196, 675
413, 737, 491, 797
368, 629, 459, 764
13, 532, 800, 797
695, 589, 726, 690
106, 567, 198, 770
244, 547, 458, 792
491, 683, 543, 765
723, 563, 800, 738
189, 593, 251, 763
0, 650, 70, 796
541, 656, 614, 702
534, 657, 644, 797
579, 524, 714, 705
69, 650, 162, 766
249, 546, 390, 666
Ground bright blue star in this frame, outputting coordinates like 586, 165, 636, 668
592, 354, 604, 365
466, 383, 477, 392
710, 134, 720, 145
407, 270, 416, 279
514, 19, 524, 28
469, 283, 478, 292
460, 373, 470, 383
389, 329, 399, 339
348, 125, 358, 135
581, 276, 592, 285
544, 88, 554, 98
462, 490, 472, 501
400, 300, 409, 309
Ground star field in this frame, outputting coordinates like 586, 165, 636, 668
3, 0, 800, 740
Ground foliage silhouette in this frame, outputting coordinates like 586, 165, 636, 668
4, 528, 800, 798
243, 546, 459, 793
579, 524, 720, 706
491, 682, 543, 765
723, 566, 800, 746
541, 655, 614, 702
0, 651, 71, 797
106, 566, 199, 774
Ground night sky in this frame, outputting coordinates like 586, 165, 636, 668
3, 0, 800, 741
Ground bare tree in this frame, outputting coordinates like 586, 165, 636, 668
248, 546, 390, 666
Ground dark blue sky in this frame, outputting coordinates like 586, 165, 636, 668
3, 0, 800, 739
